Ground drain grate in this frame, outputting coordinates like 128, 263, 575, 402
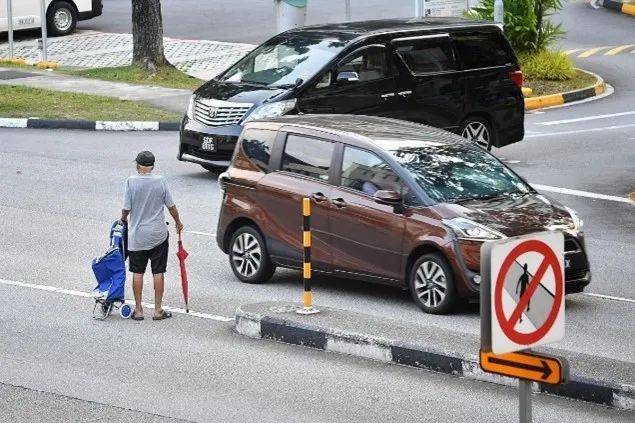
0, 70, 38, 80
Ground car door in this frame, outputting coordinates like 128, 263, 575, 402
329, 145, 407, 282
255, 129, 337, 272
390, 34, 464, 131
297, 44, 400, 117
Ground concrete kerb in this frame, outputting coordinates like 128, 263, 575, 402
599, 0, 635, 16
524, 69, 608, 111
235, 301, 635, 411
0, 118, 180, 131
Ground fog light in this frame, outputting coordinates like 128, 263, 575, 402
473, 275, 481, 285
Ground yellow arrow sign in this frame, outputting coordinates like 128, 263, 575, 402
480, 350, 568, 385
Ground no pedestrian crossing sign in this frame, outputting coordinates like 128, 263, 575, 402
481, 231, 565, 355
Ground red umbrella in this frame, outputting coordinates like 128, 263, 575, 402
176, 232, 189, 312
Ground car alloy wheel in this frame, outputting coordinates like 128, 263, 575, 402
232, 232, 262, 278
54, 8, 73, 32
413, 260, 447, 309
461, 121, 491, 150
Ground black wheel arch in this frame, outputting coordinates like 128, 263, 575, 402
223, 217, 264, 253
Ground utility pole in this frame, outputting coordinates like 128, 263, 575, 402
494, 0, 504, 24
39, 0, 48, 62
6, 0, 14, 59
274, 0, 307, 33
345, 0, 351, 21
415, 0, 427, 18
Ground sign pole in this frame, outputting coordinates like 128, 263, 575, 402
40, 0, 48, 63
344, 0, 351, 21
6, 0, 14, 59
519, 379, 532, 423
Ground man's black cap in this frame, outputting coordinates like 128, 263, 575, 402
135, 151, 155, 166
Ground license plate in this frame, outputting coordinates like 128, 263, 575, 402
201, 136, 216, 152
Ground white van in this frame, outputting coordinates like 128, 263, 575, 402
0, 0, 102, 36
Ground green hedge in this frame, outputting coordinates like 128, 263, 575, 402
519, 50, 575, 81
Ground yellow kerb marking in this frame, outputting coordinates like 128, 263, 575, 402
303, 262, 311, 279
595, 84, 606, 95
303, 291, 312, 308
302, 198, 311, 216
604, 45, 633, 56
303, 231, 311, 247
623, 4, 635, 16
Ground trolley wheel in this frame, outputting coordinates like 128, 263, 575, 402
120, 303, 133, 319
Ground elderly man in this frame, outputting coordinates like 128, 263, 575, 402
121, 151, 184, 321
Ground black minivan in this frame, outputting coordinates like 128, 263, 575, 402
179, 18, 524, 171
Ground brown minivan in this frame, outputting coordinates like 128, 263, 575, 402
216, 115, 590, 314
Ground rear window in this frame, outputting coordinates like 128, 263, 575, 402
393, 36, 456, 74
240, 129, 277, 172
452, 32, 514, 69
281, 134, 334, 181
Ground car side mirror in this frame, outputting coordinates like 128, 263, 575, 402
373, 190, 401, 205
336, 71, 359, 83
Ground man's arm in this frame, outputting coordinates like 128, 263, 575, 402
168, 205, 184, 235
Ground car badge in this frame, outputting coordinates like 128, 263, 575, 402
208, 106, 219, 118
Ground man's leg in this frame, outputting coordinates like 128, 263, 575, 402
153, 273, 165, 316
132, 273, 144, 316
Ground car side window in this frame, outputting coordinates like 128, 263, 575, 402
338, 46, 389, 82
240, 129, 277, 172
341, 147, 408, 198
281, 134, 334, 181
452, 32, 514, 69
393, 36, 456, 74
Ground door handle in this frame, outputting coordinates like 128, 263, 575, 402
311, 192, 328, 202
398, 90, 413, 97
332, 198, 347, 208
380, 92, 395, 99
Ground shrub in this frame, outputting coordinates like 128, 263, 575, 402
467, 0, 564, 54
519, 50, 575, 81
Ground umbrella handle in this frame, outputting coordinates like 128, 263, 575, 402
178, 230, 182, 243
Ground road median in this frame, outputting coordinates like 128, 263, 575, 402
236, 301, 634, 410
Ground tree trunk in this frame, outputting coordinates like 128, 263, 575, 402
131, 0, 168, 72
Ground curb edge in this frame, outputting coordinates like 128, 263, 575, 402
0, 118, 180, 132
600, 0, 635, 16
235, 307, 635, 411
524, 69, 607, 111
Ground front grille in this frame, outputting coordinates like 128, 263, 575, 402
194, 98, 252, 127
564, 236, 581, 252
566, 268, 588, 281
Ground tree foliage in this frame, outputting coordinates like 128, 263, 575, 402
467, 0, 565, 54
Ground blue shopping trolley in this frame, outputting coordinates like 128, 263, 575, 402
91, 221, 133, 320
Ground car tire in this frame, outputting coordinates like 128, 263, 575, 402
229, 226, 275, 284
460, 117, 493, 151
47, 1, 78, 36
409, 253, 457, 314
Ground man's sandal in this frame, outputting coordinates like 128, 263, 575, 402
131, 311, 144, 321
153, 310, 172, 321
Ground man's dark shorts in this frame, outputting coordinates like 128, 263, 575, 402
128, 235, 169, 274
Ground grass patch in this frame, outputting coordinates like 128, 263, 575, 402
524, 69, 597, 97
0, 85, 181, 121
61, 64, 204, 90
519, 50, 575, 81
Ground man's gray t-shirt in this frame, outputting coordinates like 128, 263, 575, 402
123, 174, 174, 251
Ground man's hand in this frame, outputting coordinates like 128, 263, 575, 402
175, 220, 184, 235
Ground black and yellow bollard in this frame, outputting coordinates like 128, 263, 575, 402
297, 197, 319, 315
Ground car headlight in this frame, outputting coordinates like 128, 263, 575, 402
564, 206, 583, 231
186, 94, 196, 119
242, 99, 296, 123
443, 217, 506, 241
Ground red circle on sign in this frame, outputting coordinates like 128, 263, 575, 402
494, 239, 563, 345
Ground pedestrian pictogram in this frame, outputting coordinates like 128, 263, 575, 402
488, 231, 565, 354
480, 350, 568, 385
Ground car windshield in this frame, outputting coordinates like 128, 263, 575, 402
389, 142, 532, 203
219, 34, 346, 87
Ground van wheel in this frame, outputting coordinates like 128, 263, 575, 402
460, 117, 492, 151
409, 253, 457, 314
47, 1, 78, 36
229, 226, 275, 284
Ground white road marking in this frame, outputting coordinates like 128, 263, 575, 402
0, 278, 234, 322
583, 293, 635, 304
186, 230, 216, 237
536, 111, 635, 126
530, 184, 633, 204
525, 123, 635, 138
